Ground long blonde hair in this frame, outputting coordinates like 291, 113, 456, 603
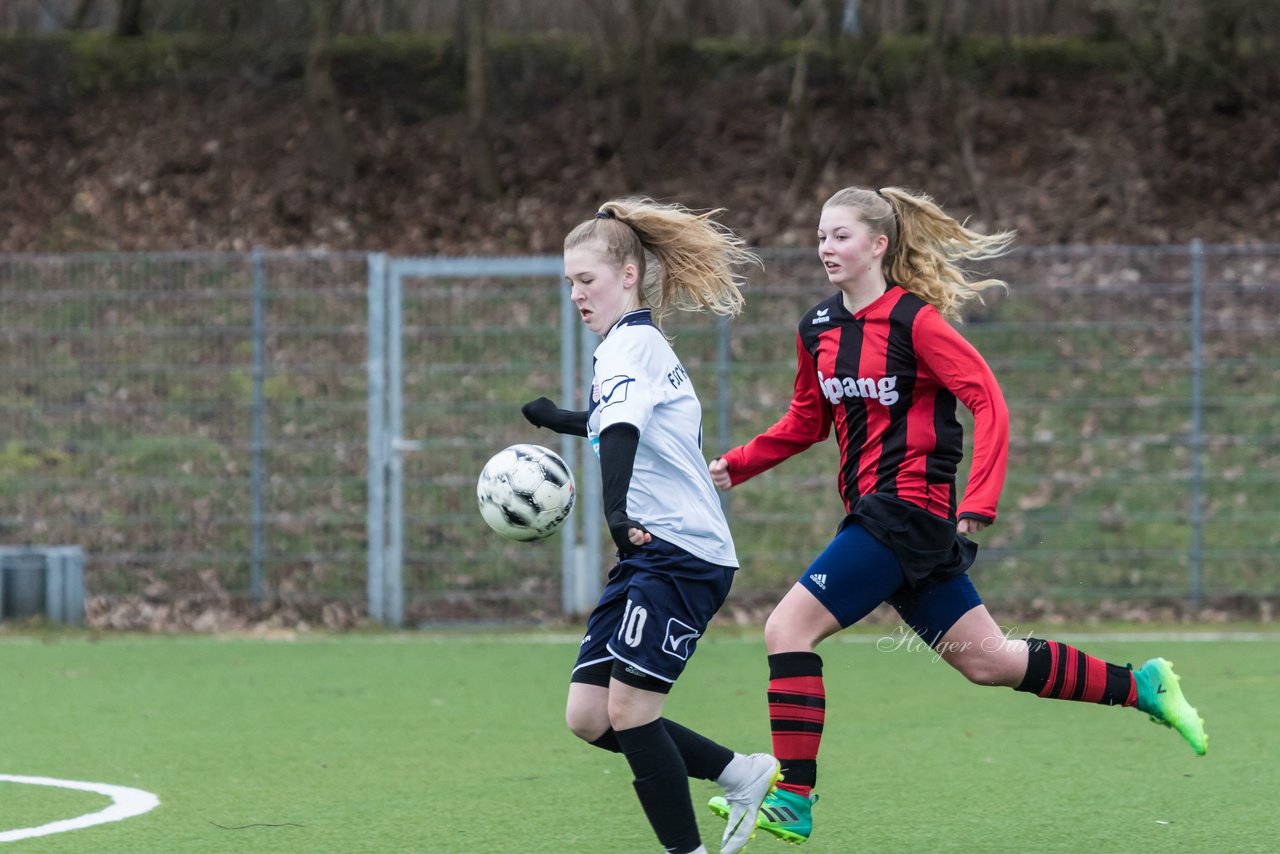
824, 187, 1014, 321
564, 197, 758, 324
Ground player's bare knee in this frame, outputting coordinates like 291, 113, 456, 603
566, 719, 604, 743
565, 691, 611, 742
565, 708, 607, 743
763, 614, 783, 652
606, 697, 658, 733
950, 649, 1018, 687
764, 609, 799, 653
958, 657, 1002, 686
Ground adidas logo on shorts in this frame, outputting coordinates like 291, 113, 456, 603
809, 573, 827, 590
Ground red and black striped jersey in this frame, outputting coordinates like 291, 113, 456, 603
723, 286, 1009, 523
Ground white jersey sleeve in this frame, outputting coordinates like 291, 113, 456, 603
587, 310, 737, 567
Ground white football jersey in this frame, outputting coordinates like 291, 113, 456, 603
587, 309, 738, 568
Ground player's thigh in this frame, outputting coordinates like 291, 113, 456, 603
932, 601, 1026, 687
764, 583, 842, 653
767, 523, 907, 652
569, 564, 634, 683
605, 678, 667, 731
890, 571, 983, 648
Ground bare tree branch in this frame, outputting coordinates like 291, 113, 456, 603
306, 0, 356, 187
465, 0, 502, 198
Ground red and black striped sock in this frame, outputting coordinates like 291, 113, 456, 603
767, 651, 825, 798
1016, 638, 1137, 706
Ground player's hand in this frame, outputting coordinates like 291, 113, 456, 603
957, 517, 990, 535
708, 457, 732, 491
606, 511, 651, 555
521, 396, 558, 429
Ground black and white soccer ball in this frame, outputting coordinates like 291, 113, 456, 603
477, 444, 576, 541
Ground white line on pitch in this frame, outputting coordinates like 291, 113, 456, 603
0, 775, 160, 843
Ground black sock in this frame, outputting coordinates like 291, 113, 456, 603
589, 730, 621, 751
614, 719, 702, 854
590, 718, 733, 781
662, 718, 733, 781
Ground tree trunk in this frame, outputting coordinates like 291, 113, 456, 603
580, 0, 663, 191
622, 0, 662, 189
306, 0, 355, 188
778, 0, 825, 200
115, 0, 144, 37
69, 0, 96, 30
465, 0, 502, 199
778, 43, 811, 179
920, 0, 993, 224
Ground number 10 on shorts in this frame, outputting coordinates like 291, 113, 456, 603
619, 598, 647, 648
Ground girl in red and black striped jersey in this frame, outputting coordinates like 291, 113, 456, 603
706, 186, 1208, 846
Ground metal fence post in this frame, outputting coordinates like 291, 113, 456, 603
716, 312, 732, 516
578, 320, 603, 612
366, 253, 388, 623
250, 249, 266, 604
1188, 239, 1205, 611
386, 265, 406, 628
559, 277, 581, 615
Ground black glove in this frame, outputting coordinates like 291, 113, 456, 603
606, 509, 650, 557
521, 397, 588, 437
521, 396, 558, 428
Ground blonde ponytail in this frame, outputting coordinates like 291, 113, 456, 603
825, 186, 1014, 321
565, 198, 758, 324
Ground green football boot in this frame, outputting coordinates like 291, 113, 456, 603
712, 786, 817, 846
1135, 658, 1208, 756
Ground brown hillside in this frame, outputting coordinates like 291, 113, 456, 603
3, 48, 1278, 254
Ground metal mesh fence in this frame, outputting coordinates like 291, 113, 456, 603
2, 245, 1276, 625
656, 245, 1280, 610
396, 267, 568, 622
0, 252, 368, 623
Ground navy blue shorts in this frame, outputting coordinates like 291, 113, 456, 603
798, 523, 983, 647
571, 536, 735, 687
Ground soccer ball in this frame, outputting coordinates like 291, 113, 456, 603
476, 444, 576, 541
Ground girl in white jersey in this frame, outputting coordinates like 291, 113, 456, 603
521, 198, 776, 854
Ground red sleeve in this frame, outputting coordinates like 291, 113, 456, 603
913, 310, 1009, 522
721, 331, 832, 485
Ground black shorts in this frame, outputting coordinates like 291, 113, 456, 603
570, 536, 735, 689
844, 494, 978, 584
